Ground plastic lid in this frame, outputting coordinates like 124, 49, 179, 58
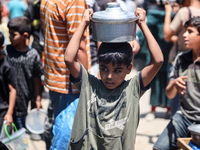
188, 124, 200, 135
25, 108, 47, 134
92, 2, 138, 23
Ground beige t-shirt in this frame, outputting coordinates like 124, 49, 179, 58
170, 7, 200, 51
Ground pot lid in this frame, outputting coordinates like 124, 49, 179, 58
188, 124, 200, 134
92, 2, 138, 23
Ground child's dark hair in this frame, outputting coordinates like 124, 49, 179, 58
98, 42, 133, 67
184, 16, 200, 34
7, 16, 31, 37
0, 31, 4, 46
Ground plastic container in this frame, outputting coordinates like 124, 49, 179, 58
0, 120, 7, 140
25, 109, 47, 134
1, 123, 28, 150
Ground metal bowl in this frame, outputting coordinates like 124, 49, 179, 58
188, 124, 200, 146
91, 2, 138, 43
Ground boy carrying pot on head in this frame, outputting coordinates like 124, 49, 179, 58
65, 8, 163, 150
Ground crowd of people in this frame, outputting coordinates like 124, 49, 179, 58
0, 0, 200, 150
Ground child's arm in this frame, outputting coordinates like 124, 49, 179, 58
135, 8, 164, 87
163, 1, 176, 41
166, 76, 188, 99
64, 9, 93, 78
4, 84, 16, 126
34, 77, 42, 110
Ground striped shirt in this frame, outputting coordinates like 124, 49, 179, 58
40, 0, 91, 94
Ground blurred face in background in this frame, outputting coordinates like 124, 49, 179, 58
172, 2, 180, 13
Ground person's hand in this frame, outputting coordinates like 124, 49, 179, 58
129, 39, 140, 55
135, 7, 146, 26
174, 76, 188, 95
4, 113, 13, 126
170, 35, 178, 44
36, 100, 42, 110
82, 8, 93, 26
165, 1, 172, 13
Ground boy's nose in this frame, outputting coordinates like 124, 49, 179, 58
183, 31, 188, 37
107, 72, 113, 79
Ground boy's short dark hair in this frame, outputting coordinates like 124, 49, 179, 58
184, 16, 200, 34
0, 31, 4, 46
7, 16, 31, 37
98, 42, 133, 67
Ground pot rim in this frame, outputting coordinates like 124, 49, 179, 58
91, 2, 138, 23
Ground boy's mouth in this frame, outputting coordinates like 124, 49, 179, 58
184, 40, 189, 45
105, 81, 115, 87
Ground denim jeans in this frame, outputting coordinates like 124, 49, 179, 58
153, 111, 195, 150
44, 86, 80, 150
13, 116, 26, 129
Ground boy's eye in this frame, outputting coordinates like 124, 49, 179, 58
114, 69, 122, 73
9, 33, 15, 37
100, 68, 107, 72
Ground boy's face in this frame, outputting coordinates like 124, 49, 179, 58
172, 2, 180, 13
99, 62, 132, 89
9, 30, 24, 46
183, 25, 200, 50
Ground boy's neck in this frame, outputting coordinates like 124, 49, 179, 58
191, 0, 200, 8
14, 45, 29, 52
192, 48, 200, 62
13, 40, 30, 52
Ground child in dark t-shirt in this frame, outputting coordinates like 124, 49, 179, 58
3, 16, 44, 129
0, 31, 16, 131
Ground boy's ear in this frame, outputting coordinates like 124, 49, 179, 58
127, 64, 132, 74
23, 32, 29, 38
0, 44, 4, 51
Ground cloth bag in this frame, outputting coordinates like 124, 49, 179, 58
1, 123, 28, 150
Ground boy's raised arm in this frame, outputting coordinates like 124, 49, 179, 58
135, 8, 164, 87
64, 9, 93, 79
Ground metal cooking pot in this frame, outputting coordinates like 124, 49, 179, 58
91, 2, 138, 43
188, 124, 200, 147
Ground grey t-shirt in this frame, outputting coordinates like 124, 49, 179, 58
170, 50, 200, 123
68, 65, 149, 150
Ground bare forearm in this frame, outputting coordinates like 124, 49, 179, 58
139, 22, 163, 87
7, 85, 16, 115
139, 22, 163, 65
166, 80, 177, 99
34, 78, 41, 101
163, 11, 172, 41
